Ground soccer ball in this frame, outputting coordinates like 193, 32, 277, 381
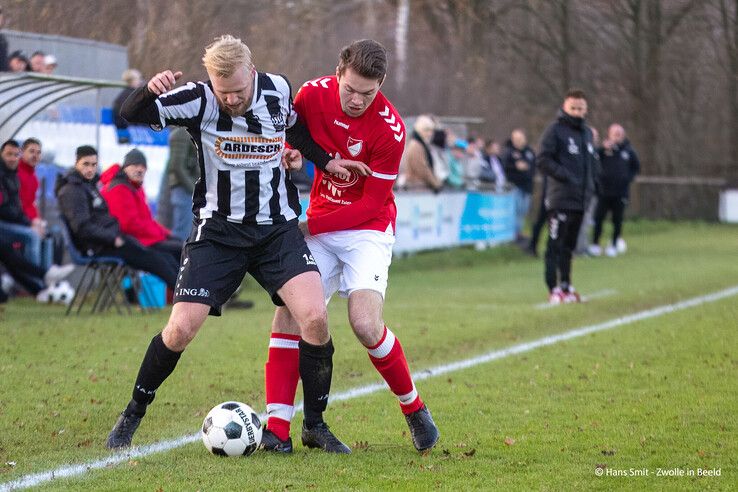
201, 401, 262, 457
46, 280, 74, 306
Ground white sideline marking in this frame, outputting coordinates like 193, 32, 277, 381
3, 285, 737, 491
535, 288, 618, 309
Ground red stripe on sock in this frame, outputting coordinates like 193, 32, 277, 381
367, 326, 388, 351
270, 333, 301, 341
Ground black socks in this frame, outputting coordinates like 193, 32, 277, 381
299, 338, 334, 429
128, 333, 182, 415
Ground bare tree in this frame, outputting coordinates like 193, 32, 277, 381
604, 0, 699, 173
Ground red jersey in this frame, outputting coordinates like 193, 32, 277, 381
17, 159, 39, 220
294, 76, 405, 235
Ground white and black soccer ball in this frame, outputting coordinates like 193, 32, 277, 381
201, 401, 262, 457
49, 281, 75, 305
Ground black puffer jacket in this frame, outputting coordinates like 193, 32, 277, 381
597, 139, 640, 198
55, 169, 120, 254
0, 161, 30, 225
537, 110, 599, 211
501, 140, 536, 193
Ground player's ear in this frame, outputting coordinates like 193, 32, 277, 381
335, 66, 340, 79
378, 74, 386, 89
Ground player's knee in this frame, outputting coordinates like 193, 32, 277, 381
163, 315, 202, 351
299, 304, 328, 341
349, 315, 383, 347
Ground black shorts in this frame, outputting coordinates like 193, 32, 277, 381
174, 216, 319, 316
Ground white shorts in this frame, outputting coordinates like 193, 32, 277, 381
306, 229, 395, 302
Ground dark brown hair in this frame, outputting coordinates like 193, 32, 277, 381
337, 39, 387, 81
565, 88, 587, 101
22, 137, 41, 149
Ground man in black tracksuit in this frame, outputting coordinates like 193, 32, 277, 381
591, 123, 640, 256
55, 146, 178, 288
536, 89, 599, 303
501, 129, 536, 241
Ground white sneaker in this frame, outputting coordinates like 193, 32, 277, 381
44, 264, 75, 285
605, 245, 617, 257
1, 273, 14, 294
616, 238, 627, 254
36, 288, 51, 303
588, 244, 602, 257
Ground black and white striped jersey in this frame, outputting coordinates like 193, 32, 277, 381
153, 72, 300, 225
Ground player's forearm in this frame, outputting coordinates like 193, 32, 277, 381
120, 86, 161, 125
285, 119, 331, 171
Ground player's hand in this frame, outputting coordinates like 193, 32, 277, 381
148, 70, 183, 95
282, 149, 303, 171
31, 218, 47, 237
325, 159, 372, 180
298, 221, 310, 237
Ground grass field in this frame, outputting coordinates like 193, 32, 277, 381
1, 221, 736, 491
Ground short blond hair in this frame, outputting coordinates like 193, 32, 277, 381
202, 35, 253, 78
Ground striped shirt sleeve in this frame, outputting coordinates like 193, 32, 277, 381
154, 82, 204, 128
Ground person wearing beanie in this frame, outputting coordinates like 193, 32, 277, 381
100, 148, 182, 266
55, 146, 179, 289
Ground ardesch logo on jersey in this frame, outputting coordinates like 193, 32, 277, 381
347, 137, 363, 157
214, 136, 283, 164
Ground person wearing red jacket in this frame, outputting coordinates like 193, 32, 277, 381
17, 138, 42, 222
100, 149, 182, 265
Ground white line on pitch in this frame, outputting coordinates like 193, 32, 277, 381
2, 284, 737, 492
535, 288, 618, 309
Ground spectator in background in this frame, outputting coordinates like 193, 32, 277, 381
29, 51, 46, 72
0, 236, 74, 304
501, 129, 536, 241
0, 140, 51, 268
463, 136, 486, 188
100, 149, 183, 265
0, 139, 47, 268
8, 50, 29, 72
17, 138, 45, 233
161, 127, 200, 240
446, 139, 467, 189
589, 123, 640, 257
55, 146, 178, 288
0, 7, 8, 72
479, 139, 507, 190
400, 115, 443, 192
537, 89, 599, 304
429, 126, 450, 185
42, 54, 57, 74
112, 69, 144, 143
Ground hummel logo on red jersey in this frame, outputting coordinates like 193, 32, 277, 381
378, 105, 404, 142
334, 119, 349, 129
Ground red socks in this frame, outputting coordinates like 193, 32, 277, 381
264, 333, 300, 441
367, 326, 424, 415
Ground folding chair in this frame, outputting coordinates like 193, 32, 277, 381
59, 221, 133, 315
